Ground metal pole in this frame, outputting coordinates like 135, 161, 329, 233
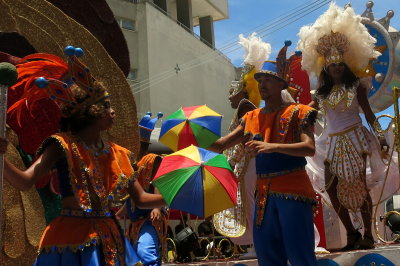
0, 84, 8, 244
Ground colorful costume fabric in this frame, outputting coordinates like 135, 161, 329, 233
213, 99, 257, 245
306, 84, 399, 210
34, 133, 140, 266
241, 103, 318, 265
125, 154, 167, 266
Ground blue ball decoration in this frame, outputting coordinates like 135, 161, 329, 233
317, 259, 339, 266
354, 254, 395, 266
64, 46, 75, 57
284, 40, 292, 46
157, 112, 163, 118
74, 47, 84, 57
35, 77, 49, 88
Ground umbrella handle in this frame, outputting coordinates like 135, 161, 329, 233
0, 84, 8, 245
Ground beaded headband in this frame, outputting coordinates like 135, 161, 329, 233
35, 46, 109, 117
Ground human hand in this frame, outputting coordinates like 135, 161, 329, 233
379, 136, 389, 159
0, 137, 8, 154
245, 140, 277, 156
150, 208, 162, 226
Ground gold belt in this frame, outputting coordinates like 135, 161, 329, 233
328, 124, 360, 137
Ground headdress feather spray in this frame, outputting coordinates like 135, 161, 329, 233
298, 3, 380, 76
237, 33, 271, 107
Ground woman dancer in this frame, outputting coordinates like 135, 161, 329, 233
1, 47, 165, 265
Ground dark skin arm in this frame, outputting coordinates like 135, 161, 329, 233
308, 100, 319, 110
208, 124, 250, 153
4, 142, 63, 191
357, 83, 388, 151
245, 125, 315, 157
128, 179, 165, 209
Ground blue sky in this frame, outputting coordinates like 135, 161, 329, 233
204, 0, 399, 125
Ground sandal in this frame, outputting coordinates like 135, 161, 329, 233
341, 231, 362, 251
357, 235, 375, 250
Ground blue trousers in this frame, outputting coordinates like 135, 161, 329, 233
133, 220, 161, 266
253, 195, 317, 266
35, 237, 139, 266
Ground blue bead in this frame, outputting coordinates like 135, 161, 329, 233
87, 208, 92, 213
35, 77, 49, 88
108, 195, 113, 200
106, 212, 111, 217
50, 95, 56, 100
280, 130, 284, 134
284, 40, 292, 46
105, 234, 110, 239
74, 47, 84, 57
91, 239, 97, 244
56, 89, 63, 95
64, 46, 75, 56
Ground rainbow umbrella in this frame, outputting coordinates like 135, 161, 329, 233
159, 105, 222, 151
153, 145, 237, 217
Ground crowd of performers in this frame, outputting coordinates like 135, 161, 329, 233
0, 3, 399, 266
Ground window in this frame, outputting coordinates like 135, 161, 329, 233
116, 17, 135, 31
127, 69, 138, 81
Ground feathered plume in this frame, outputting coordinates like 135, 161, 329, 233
238, 33, 271, 71
298, 3, 380, 75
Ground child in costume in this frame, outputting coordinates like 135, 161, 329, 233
122, 113, 168, 266
1, 46, 165, 265
298, 3, 399, 250
210, 57, 318, 264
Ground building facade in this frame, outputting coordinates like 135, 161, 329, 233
107, 0, 237, 150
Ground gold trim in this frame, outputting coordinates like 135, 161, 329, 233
328, 124, 360, 137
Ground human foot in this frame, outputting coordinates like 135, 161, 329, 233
341, 231, 362, 251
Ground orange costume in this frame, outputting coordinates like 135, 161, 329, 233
36, 133, 137, 265
241, 103, 317, 225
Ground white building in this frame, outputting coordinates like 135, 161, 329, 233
107, 0, 237, 152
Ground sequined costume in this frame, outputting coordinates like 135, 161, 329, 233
125, 154, 167, 266
213, 99, 257, 245
34, 133, 140, 266
306, 83, 399, 210
241, 103, 318, 265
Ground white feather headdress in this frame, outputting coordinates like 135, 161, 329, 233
238, 32, 271, 71
297, 3, 380, 76
229, 33, 271, 107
